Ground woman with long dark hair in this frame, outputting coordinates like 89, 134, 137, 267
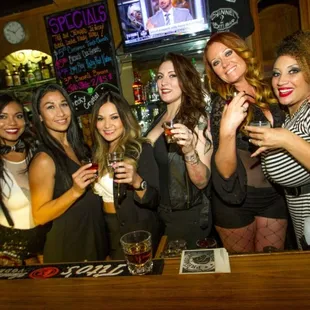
146, 52, 213, 249
90, 91, 161, 259
0, 94, 47, 265
29, 84, 108, 263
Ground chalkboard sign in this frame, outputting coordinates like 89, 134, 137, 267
44, 1, 120, 116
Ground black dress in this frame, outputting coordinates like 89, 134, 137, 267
39, 147, 109, 263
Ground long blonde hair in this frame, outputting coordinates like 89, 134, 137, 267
90, 91, 150, 177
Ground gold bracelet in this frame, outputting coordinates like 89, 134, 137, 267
184, 150, 200, 165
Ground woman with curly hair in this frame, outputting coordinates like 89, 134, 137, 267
246, 30, 310, 250
90, 91, 161, 259
204, 32, 288, 253
146, 52, 213, 249
0, 94, 48, 265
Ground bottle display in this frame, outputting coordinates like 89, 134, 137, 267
26, 62, 36, 84
18, 63, 28, 85
4, 66, 13, 88
49, 63, 56, 78
12, 64, 21, 86
149, 69, 159, 102
40, 56, 51, 80
132, 72, 144, 105
33, 63, 42, 81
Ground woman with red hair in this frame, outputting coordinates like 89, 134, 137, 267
204, 32, 288, 253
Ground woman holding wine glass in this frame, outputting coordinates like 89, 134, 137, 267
0, 94, 48, 265
29, 84, 109, 263
203, 32, 289, 253
90, 91, 161, 260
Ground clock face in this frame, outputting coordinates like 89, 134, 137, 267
3, 21, 26, 44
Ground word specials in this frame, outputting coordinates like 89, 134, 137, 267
0, 261, 130, 280
47, 5, 107, 34
45, 2, 118, 100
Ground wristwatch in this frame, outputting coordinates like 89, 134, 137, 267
136, 180, 147, 191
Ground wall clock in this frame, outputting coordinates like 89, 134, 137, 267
3, 21, 26, 44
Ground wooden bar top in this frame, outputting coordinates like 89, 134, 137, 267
0, 251, 310, 309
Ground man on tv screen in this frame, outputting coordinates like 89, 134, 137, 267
146, 0, 193, 29
121, 2, 145, 35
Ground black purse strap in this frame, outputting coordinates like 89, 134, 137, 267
0, 200, 14, 227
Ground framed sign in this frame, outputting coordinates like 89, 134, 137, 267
45, 1, 120, 115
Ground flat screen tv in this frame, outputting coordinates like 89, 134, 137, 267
116, 0, 211, 53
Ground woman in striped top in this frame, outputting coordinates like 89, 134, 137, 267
246, 30, 310, 249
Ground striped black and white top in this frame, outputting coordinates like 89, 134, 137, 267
262, 101, 310, 249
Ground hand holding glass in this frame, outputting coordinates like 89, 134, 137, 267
107, 152, 124, 197
162, 120, 176, 143
120, 230, 153, 275
107, 152, 124, 170
249, 120, 271, 128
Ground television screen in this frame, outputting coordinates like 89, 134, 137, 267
116, 0, 210, 51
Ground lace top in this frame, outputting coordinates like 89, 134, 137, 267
210, 95, 285, 195
93, 173, 114, 203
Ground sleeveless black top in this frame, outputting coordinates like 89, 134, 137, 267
37, 146, 109, 263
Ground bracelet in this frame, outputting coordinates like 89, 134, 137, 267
184, 150, 200, 165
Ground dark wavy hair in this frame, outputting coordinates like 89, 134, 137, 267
90, 91, 149, 177
204, 32, 278, 127
0, 93, 37, 200
158, 52, 211, 148
31, 83, 90, 188
275, 30, 310, 83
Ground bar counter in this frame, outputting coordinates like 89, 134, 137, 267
0, 251, 309, 309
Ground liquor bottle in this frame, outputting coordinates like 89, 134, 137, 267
132, 72, 144, 105
4, 66, 13, 88
18, 63, 28, 85
49, 63, 56, 78
40, 56, 50, 80
149, 69, 159, 102
33, 63, 42, 81
26, 62, 36, 84
12, 64, 21, 86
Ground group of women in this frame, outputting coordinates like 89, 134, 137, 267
0, 29, 309, 265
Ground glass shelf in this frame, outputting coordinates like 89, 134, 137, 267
0, 78, 57, 94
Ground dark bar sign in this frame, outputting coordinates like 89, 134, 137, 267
44, 1, 120, 115
0, 259, 164, 280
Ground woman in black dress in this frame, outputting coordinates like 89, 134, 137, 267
29, 84, 108, 263
146, 53, 213, 249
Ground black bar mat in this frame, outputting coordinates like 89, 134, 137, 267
0, 259, 164, 280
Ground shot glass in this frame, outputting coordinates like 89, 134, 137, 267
120, 230, 153, 275
81, 159, 98, 174
196, 237, 218, 249
107, 152, 124, 171
107, 152, 124, 197
249, 120, 271, 128
162, 120, 175, 143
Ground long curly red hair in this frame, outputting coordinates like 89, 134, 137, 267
203, 32, 278, 126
